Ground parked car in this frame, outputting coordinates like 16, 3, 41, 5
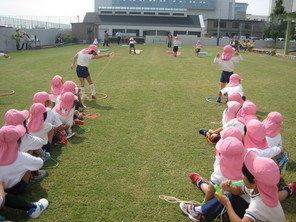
248, 37, 259, 40
277, 38, 285, 41
264, 38, 274, 41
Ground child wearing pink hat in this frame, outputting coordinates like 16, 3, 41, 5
0, 125, 49, 219
173, 36, 182, 57
128, 37, 136, 54
70, 44, 114, 100
50, 75, 63, 107
194, 40, 202, 56
228, 91, 245, 105
214, 45, 243, 103
262, 112, 283, 147
180, 149, 293, 222
4, 108, 50, 164
220, 73, 244, 98
27, 103, 54, 154
52, 92, 77, 139
244, 119, 269, 150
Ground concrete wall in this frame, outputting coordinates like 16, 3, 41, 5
144, 35, 296, 49
0, 28, 70, 52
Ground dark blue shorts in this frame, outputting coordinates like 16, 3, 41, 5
173, 46, 178, 52
220, 71, 233, 83
5, 180, 27, 195
76, 65, 90, 78
42, 142, 51, 153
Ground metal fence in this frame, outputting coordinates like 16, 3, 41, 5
0, 16, 78, 29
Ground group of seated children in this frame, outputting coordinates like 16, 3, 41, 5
230, 39, 255, 52
176, 74, 295, 221
0, 75, 86, 220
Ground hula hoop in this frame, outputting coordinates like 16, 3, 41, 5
81, 92, 108, 101
0, 89, 15, 96
206, 96, 227, 106
73, 125, 90, 134
43, 156, 60, 169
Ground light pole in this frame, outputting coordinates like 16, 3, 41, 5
77, 15, 80, 23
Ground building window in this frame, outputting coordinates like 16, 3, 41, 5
232, 22, 239, 28
245, 23, 251, 29
144, 12, 156, 15
143, 30, 156, 35
115, 11, 127, 14
101, 11, 112, 14
188, 31, 201, 36
214, 21, 226, 28
173, 13, 185, 16
174, 31, 186, 35
130, 11, 141, 14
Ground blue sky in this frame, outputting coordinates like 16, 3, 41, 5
0, 0, 270, 19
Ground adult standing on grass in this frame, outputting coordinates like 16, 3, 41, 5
167, 32, 173, 48
71, 44, 114, 99
11, 29, 21, 51
103, 30, 110, 47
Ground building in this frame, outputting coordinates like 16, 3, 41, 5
234, 2, 248, 20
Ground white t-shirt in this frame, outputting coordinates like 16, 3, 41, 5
76, 51, 94, 67
214, 55, 243, 72
46, 110, 63, 127
221, 84, 244, 96
173, 40, 182, 47
19, 133, 45, 152
266, 133, 282, 148
243, 186, 286, 222
29, 122, 53, 144
52, 106, 75, 127
222, 118, 245, 133
0, 152, 43, 189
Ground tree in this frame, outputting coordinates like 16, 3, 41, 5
263, 0, 286, 47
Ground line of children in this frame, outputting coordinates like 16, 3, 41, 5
0, 73, 94, 220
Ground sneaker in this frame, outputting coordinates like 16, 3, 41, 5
91, 95, 96, 99
78, 106, 86, 112
27, 198, 49, 218
41, 152, 51, 162
281, 181, 296, 196
190, 172, 209, 188
216, 97, 221, 103
31, 170, 47, 181
198, 128, 208, 136
81, 94, 88, 99
66, 132, 76, 139
179, 202, 202, 222
74, 119, 84, 125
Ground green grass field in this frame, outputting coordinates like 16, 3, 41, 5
0, 43, 296, 221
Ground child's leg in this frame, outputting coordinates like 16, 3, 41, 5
204, 183, 216, 202
217, 82, 226, 102
5, 193, 35, 211
86, 76, 96, 98
133, 47, 136, 54
79, 77, 87, 98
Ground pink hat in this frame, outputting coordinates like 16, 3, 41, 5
51, 75, 63, 95
237, 114, 258, 125
196, 40, 201, 45
81, 44, 98, 54
228, 91, 244, 105
244, 150, 280, 207
0, 125, 25, 166
262, 112, 283, 137
129, 37, 134, 41
4, 109, 29, 126
219, 137, 245, 180
221, 45, 234, 61
27, 103, 50, 133
175, 36, 179, 40
215, 126, 242, 157
227, 74, 243, 87
61, 81, 77, 95
244, 119, 269, 150
33, 91, 54, 106
236, 100, 257, 120
55, 92, 76, 116
224, 101, 242, 124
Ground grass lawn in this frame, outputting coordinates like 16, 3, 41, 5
0, 43, 295, 221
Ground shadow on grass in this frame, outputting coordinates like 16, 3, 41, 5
84, 101, 115, 110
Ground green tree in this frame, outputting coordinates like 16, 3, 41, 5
264, 0, 286, 47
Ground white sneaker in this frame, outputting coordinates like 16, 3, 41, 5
31, 170, 47, 181
66, 132, 76, 139
81, 94, 88, 99
27, 198, 49, 218
41, 152, 51, 162
179, 202, 202, 222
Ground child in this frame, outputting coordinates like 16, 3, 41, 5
194, 40, 202, 56
228, 91, 245, 105
173, 36, 182, 57
244, 119, 269, 150
220, 73, 244, 98
4, 108, 50, 164
50, 75, 64, 108
52, 92, 77, 139
71, 44, 114, 99
27, 103, 54, 153
262, 112, 283, 147
128, 37, 136, 54
214, 45, 243, 103
0, 53, 10, 59
181, 150, 292, 222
